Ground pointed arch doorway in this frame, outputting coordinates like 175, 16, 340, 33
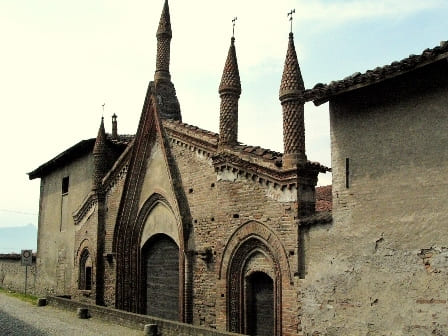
245, 271, 275, 336
141, 233, 179, 320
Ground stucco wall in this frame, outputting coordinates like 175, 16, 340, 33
36, 153, 94, 296
301, 62, 448, 335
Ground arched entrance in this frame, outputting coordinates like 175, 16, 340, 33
142, 234, 179, 320
78, 248, 92, 290
245, 272, 274, 336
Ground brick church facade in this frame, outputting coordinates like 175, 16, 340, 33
29, 1, 448, 335
28, 1, 329, 335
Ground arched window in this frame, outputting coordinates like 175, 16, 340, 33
79, 249, 92, 290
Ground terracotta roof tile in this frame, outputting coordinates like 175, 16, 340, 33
306, 40, 448, 105
315, 185, 332, 212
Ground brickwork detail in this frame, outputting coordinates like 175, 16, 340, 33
219, 37, 241, 148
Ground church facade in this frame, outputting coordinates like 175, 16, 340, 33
28, 1, 328, 335
29, 1, 448, 335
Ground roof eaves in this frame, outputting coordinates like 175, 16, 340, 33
307, 41, 448, 106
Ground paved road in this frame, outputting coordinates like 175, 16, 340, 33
0, 292, 142, 336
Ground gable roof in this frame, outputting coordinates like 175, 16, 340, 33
28, 135, 132, 180
305, 40, 448, 106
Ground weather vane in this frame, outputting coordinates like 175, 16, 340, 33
232, 17, 237, 38
288, 9, 295, 33
102, 103, 105, 117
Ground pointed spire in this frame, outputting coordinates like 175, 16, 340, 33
279, 32, 306, 168
155, 0, 172, 81
219, 37, 241, 149
279, 33, 304, 101
93, 117, 108, 191
219, 37, 241, 95
157, 0, 172, 38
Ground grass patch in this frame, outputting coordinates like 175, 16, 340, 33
0, 287, 38, 305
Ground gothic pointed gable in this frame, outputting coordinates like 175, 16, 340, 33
279, 33, 304, 100
112, 81, 190, 314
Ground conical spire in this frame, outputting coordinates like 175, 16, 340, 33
279, 32, 306, 168
219, 37, 241, 95
93, 117, 107, 155
157, 0, 172, 38
219, 37, 241, 149
155, 0, 172, 81
279, 33, 304, 101
93, 117, 108, 191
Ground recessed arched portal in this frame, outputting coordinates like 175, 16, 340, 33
245, 271, 274, 336
141, 233, 179, 320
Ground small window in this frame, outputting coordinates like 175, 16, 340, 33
62, 176, 69, 194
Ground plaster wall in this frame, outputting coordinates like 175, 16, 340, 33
36, 154, 94, 296
301, 63, 448, 335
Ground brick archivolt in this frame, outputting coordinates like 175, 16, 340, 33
218, 220, 292, 284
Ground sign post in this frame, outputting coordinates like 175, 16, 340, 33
21, 250, 33, 295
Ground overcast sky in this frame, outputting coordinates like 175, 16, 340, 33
0, 0, 447, 235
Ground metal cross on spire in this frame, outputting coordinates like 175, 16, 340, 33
288, 9, 295, 33
232, 17, 237, 38
102, 103, 105, 118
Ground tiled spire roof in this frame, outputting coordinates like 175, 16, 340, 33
219, 37, 241, 95
279, 33, 304, 101
157, 0, 172, 38
93, 117, 107, 155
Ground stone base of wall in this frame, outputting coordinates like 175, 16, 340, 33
47, 296, 243, 336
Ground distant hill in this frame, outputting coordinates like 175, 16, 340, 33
0, 224, 37, 254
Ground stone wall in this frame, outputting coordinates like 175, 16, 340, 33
0, 254, 37, 294
301, 62, 448, 335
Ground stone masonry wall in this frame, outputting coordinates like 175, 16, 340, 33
301, 63, 448, 335
0, 255, 36, 294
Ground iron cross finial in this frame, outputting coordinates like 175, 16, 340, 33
232, 17, 238, 38
288, 9, 295, 33
102, 103, 105, 117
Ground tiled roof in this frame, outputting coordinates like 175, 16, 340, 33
163, 119, 329, 172
28, 134, 133, 180
306, 40, 448, 105
315, 185, 332, 212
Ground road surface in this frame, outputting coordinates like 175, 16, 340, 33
0, 292, 142, 336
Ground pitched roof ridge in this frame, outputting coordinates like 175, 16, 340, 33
307, 40, 448, 105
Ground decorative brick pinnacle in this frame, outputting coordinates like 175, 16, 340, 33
279, 33, 304, 101
93, 117, 107, 155
219, 37, 241, 96
157, 0, 172, 39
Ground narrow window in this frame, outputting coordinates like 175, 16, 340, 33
345, 158, 350, 188
62, 176, 69, 194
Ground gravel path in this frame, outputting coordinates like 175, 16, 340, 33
0, 292, 142, 336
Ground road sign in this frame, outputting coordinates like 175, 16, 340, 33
21, 249, 33, 266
